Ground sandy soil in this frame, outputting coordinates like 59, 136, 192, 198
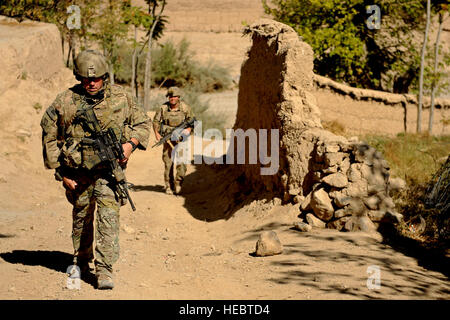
0, 2, 449, 301
0, 133, 449, 300
133, 0, 266, 32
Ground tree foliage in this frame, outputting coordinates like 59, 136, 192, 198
115, 39, 232, 93
0, 0, 67, 23
262, 0, 448, 93
87, 1, 129, 84
0, 0, 167, 83
0, 1, 74, 55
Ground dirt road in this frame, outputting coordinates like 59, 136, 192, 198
1, 0, 448, 302
0, 136, 448, 300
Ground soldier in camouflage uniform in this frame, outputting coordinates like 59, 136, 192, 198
152, 87, 194, 195
40, 50, 150, 290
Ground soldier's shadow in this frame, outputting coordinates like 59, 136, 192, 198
130, 184, 166, 193
0, 250, 97, 288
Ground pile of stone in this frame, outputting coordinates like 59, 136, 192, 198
294, 136, 404, 232
235, 19, 406, 233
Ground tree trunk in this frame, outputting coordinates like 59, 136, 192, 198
71, 34, 77, 65
66, 32, 73, 67
61, 34, 65, 64
109, 60, 115, 86
132, 26, 140, 99
417, 0, 431, 133
429, 12, 445, 135
131, 26, 137, 98
143, 0, 166, 110
143, 36, 153, 110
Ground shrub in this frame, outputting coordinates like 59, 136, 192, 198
364, 133, 450, 243
33, 102, 43, 113
115, 38, 232, 93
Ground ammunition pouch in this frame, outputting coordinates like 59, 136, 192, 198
160, 124, 174, 136
167, 116, 184, 127
81, 145, 103, 170
60, 138, 83, 168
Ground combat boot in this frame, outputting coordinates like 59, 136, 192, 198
165, 183, 173, 195
97, 272, 114, 290
174, 182, 181, 195
73, 256, 94, 277
78, 260, 94, 276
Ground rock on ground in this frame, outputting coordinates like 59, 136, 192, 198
255, 231, 283, 256
293, 221, 312, 232
306, 213, 326, 229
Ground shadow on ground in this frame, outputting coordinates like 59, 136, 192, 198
0, 250, 97, 287
0, 250, 73, 273
131, 184, 166, 194
181, 163, 275, 222
377, 224, 450, 279
234, 224, 450, 299
0, 233, 15, 239
140, 152, 449, 298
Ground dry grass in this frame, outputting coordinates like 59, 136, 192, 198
323, 120, 450, 244
362, 133, 450, 184
363, 133, 450, 245
322, 119, 346, 137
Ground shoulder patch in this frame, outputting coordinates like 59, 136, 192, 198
45, 106, 58, 121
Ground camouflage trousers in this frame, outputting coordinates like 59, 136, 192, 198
64, 170, 121, 275
163, 142, 186, 187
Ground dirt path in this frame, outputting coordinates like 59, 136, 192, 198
0, 136, 449, 300
1, 0, 448, 302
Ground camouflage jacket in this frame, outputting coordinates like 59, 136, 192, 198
40, 83, 150, 171
152, 101, 194, 135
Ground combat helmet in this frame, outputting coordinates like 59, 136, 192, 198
166, 86, 182, 97
73, 50, 108, 79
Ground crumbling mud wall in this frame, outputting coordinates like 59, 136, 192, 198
0, 16, 65, 93
234, 19, 321, 197
314, 75, 450, 136
314, 74, 450, 109
0, 16, 75, 182
233, 19, 403, 231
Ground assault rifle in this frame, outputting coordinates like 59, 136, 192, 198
152, 117, 196, 148
77, 100, 136, 211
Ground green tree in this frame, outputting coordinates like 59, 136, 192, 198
0, 0, 100, 66
114, 38, 232, 93
0, 0, 74, 64
87, 0, 130, 85
122, 0, 164, 99
262, 0, 443, 93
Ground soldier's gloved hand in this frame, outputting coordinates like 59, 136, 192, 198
171, 128, 183, 142
63, 177, 77, 190
120, 142, 133, 165
182, 128, 191, 136
180, 128, 192, 142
